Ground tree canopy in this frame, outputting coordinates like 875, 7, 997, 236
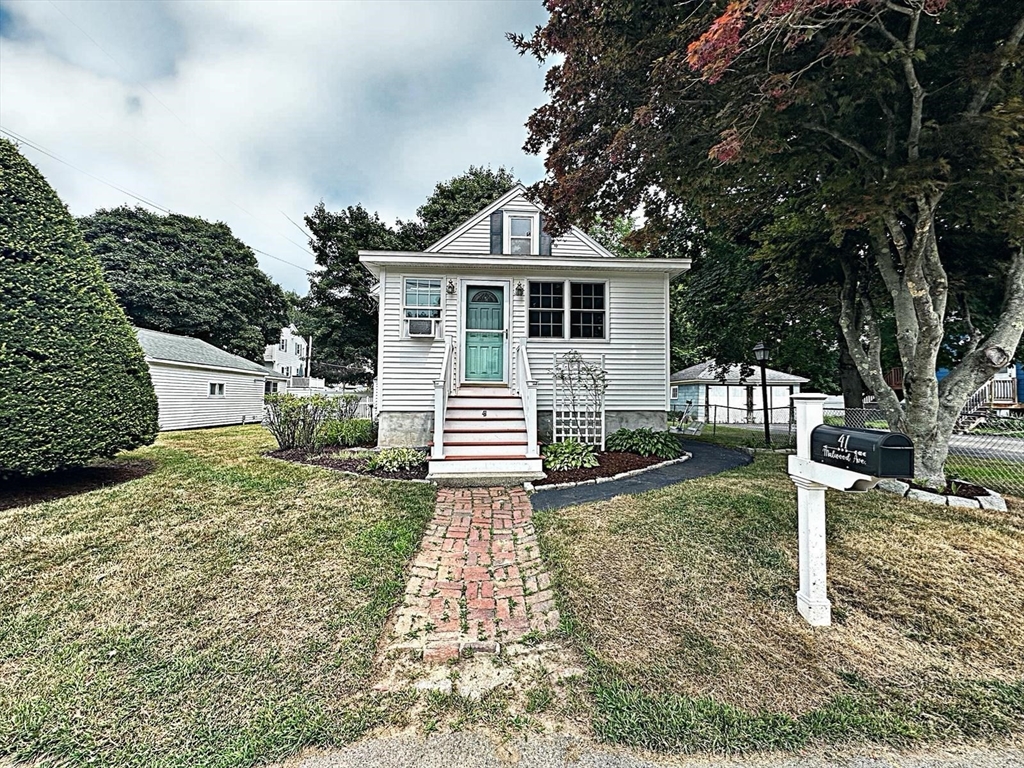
301, 166, 518, 384
1, 139, 158, 476
514, 0, 1024, 484
78, 206, 289, 361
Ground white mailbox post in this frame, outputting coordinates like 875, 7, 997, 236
788, 394, 885, 627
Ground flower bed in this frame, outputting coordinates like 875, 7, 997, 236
534, 451, 666, 486
268, 447, 429, 481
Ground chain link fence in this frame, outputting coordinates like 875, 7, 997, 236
671, 403, 1024, 498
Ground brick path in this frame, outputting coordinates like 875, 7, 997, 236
389, 486, 560, 664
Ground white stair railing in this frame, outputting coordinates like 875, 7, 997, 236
432, 336, 455, 460
514, 338, 539, 458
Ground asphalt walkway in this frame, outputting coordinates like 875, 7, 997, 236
530, 438, 751, 511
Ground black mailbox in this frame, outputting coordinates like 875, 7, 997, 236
810, 425, 914, 478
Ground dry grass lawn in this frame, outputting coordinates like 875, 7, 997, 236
0, 426, 436, 768
534, 453, 1024, 752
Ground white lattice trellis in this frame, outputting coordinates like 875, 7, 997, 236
552, 351, 607, 449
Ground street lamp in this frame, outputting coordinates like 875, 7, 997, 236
753, 341, 772, 448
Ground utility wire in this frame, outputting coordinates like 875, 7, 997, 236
45, 0, 316, 260
1, 125, 312, 274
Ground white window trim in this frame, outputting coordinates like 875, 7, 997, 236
670, 385, 679, 400
402, 276, 443, 339
503, 210, 539, 256
208, 382, 225, 398
527, 278, 609, 342
278, 337, 288, 351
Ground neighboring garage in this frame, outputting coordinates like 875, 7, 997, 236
135, 328, 271, 431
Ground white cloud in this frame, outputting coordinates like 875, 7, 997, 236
0, 0, 550, 292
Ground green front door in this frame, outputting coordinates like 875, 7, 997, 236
465, 286, 504, 382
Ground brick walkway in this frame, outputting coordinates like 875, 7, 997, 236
389, 486, 560, 664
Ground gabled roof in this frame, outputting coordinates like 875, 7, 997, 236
672, 359, 809, 385
136, 328, 270, 375
423, 183, 617, 258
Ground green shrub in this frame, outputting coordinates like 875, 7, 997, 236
365, 447, 427, 472
331, 394, 363, 421
317, 418, 375, 448
0, 139, 159, 477
606, 428, 682, 459
542, 439, 599, 472
263, 393, 333, 450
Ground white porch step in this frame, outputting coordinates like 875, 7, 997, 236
427, 456, 545, 484
446, 396, 522, 410
439, 441, 529, 458
455, 386, 511, 397
446, 407, 526, 421
443, 430, 528, 444
444, 418, 525, 432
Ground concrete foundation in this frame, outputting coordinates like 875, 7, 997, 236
537, 410, 667, 443
378, 411, 433, 448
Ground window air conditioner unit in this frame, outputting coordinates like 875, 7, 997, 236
407, 318, 437, 338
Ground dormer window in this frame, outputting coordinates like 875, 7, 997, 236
489, 209, 551, 256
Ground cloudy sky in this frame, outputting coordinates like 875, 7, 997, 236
0, 0, 551, 292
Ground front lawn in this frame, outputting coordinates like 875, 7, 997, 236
534, 453, 1024, 754
0, 426, 436, 768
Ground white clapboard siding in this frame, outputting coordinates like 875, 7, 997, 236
378, 268, 669, 414
433, 189, 609, 258
147, 361, 267, 431
520, 271, 668, 412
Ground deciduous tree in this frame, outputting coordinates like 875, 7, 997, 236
78, 207, 288, 361
514, 0, 1024, 486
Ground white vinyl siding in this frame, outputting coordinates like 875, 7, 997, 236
147, 361, 267, 431
433, 190, 610, 258
376, 267, 669, 414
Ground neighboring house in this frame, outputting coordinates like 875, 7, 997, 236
264, 324, 309, 378
263, 324, 327, 393
136, 328, 271, 431
359, 183, 691, 481
671, 360, 810, 424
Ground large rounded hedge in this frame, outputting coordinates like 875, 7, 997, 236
0, 139, 159, 477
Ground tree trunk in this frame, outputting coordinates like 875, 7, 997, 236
838, 208, 1024, 489
838, 332, 865, 408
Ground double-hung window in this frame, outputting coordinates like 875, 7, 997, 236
403, 278, 442, 319
508, 216, 534, 255
278, 337, 287, 351
528, 281, 606, 339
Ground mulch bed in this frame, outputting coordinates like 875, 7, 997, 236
909, 479, 991, 498
1, 460, 157, 511
534, 451, 666, 487
267, 447, 429, 481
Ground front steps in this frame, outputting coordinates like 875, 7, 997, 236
427, 386, 544, 485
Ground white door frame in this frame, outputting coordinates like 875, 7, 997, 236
458, 278, 511, 386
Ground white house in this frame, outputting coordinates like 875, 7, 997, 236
671, 359, 809, 424
264, 324, 309, 379
263, 324, 328, 394
359, 184, 691, 482
136, 328, 272, 431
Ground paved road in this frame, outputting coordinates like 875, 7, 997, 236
948, 433, 1024, 462
530, 439, 751, 511
278, 732, 1024, 768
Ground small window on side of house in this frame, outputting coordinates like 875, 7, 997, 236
403, 278, 442, 319
265, 381, 279, 395
209, 382, 225, 397
670, 385, 679, 400
279, 337, 287, 351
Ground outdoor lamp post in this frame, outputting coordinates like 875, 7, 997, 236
753, 341, 772, 448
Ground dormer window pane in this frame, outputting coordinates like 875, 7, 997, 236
509, 216, 533, 255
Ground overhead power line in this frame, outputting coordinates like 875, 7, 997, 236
0, 125, 312, 274
45, 0, 316, 260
